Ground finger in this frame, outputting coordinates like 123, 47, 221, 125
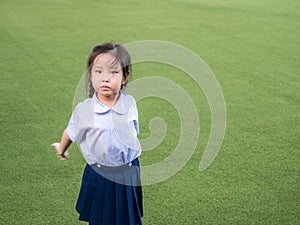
56, 152, 69, 160
64, 151, 69, 158
51, 143, 59, 147
58, 154, 68, 160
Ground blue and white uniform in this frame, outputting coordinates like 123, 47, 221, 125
67, 92, 143, 225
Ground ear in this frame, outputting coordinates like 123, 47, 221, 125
123, 71, 130, 84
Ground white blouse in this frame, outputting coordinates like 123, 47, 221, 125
66, 92, 141, 166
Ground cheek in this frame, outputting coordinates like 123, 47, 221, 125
91, 75, 100, 86
111, 75, 123, 84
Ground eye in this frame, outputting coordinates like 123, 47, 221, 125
111, 70, 119, 74
95, 70, 102, 74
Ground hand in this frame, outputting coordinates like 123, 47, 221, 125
51, 142, 69, 160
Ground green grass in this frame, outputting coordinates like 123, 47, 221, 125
1, 0, 299, 224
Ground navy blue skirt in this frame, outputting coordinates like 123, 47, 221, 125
76, 158, 143, 225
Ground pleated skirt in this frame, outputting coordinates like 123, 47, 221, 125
76, 158, 143, 225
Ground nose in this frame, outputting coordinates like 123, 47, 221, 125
102, 72, 110, 82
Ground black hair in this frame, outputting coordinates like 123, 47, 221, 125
86, 42, 131, 97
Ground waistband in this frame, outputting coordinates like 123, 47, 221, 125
90, 158, 140, 174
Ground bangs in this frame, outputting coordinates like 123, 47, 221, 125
107, 49, 122, 69
92, 51, 122, 70
108, 47, 131, 69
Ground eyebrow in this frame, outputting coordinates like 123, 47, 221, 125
94, 65, 121, 69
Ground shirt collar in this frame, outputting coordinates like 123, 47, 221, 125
93, 92, 131, 115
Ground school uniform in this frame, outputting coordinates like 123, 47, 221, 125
66, 92, 143, 225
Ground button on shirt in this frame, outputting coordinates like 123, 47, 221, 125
66, 92, 141, 166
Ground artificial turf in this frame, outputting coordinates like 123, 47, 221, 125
1, 0, 299, 224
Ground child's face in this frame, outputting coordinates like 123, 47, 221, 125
91, 53, 128, 100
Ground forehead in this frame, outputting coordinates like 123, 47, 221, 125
93, 53, 120, 68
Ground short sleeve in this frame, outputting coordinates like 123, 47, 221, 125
66, 105, 85, 143
128, 101, 140, 136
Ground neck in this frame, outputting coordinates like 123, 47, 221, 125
96, 92, 120, 108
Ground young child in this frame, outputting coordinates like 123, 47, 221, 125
51, 42, 143, 225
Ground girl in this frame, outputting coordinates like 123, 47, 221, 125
51, 42, 143, 225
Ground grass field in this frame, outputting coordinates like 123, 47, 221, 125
1, 0, 299, 224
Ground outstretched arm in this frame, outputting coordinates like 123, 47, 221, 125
51, 129, 72, 160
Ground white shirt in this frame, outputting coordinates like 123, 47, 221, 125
66, 92, 141, 166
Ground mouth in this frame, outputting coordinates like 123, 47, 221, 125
101, 85, 110, 89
